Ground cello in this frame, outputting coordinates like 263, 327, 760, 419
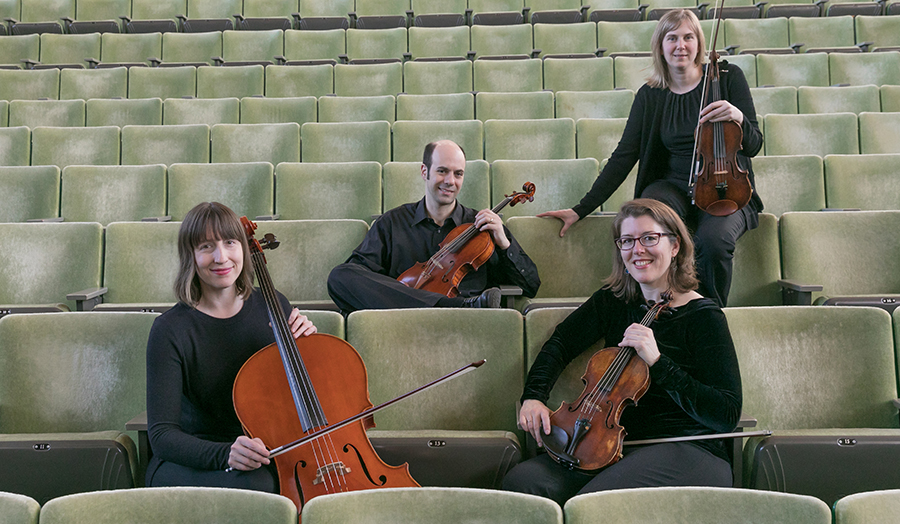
687, 0, 753, 217
231, 217, 420, 511
397, 182, 536, 297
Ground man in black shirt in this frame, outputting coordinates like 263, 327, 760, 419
327, 140, 540, 313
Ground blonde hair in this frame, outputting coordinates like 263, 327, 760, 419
647, 9, 708, 89
174, 202, 254, 307
603, 199, 699, 303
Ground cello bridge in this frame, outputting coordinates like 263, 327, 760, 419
313, 462, 351, 485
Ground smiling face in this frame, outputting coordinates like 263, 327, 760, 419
618, 215, 680, 296
662, 21, 700, 72
193, 235, 244, 296
421, 141, 466, 210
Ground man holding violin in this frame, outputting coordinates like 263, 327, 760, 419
327, 140, 540, 313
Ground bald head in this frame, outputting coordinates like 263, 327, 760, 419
422, 140, 466, 173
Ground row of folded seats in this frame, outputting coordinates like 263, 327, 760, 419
0, 18, 899, 71
2, 298, 900, 507
0, 53, 898, 103
0, 112, 896, 168
7, 486, 900, 524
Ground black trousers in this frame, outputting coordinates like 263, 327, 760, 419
327, 263, 445, 313
640, 179, 754, 308
148, 460, 278, 493
501, 442, 732, 506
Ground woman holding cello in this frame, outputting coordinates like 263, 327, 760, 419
145, 201, 317, 490
538, 9, 763, 308
502, 199, 742, 505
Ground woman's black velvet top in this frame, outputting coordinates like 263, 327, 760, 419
522, 288, 743, 461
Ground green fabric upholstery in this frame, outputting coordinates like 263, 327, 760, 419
21, 0, 73, 21
575, 117, 627, 164
346, 27, 408, 62
475, 91, 554, 121
382, 160, 491, 212
756, 53, 830, 88
789, 15, 855, 53
243, 0, 295, 18
728, 212, 781, 306
408, 26, 470, 60
0, 126, 31, 167
355, 0, 409, 16
834, 488, 900, 524
830, 52, 900, 88
490, 158, 598, 218
163, 97, 240, 126
240, 96, 317, 125
725, 306, 898, 430
132, 0, 184, 19
75, 0, 129, 22
556, 90, 633, 120
390, 120, 483, 162
255, 219, 369, 307
859, 112, 900, 155
222, 29, 283, 63
127, 66, 196, 100
509, 215, 614, 307
31, 126, 120, 169
39, 487, 297, 524
121, 124, 210, 166
296, 309, 344, 338
534, 22, 598, 58
167, 161, 274, 221
798, 85, 881, 115
0, 165, 59, 222
0, 100, 7, 125
274, 161, 382, 222
61, 164, 166, 225
565, 487, 831, 524
8, 99, 84, 128
825, 154, 900, 210
612, 56, 653, 91
301, 121, 391, 164
210, 123, 300, 165
298, 0, 353, 16
186, 0, 240, 18
599, 159, 638, 213
98, 221, 180, 305
723, 54, 756, 89
470, 0, 525, 13
283, 29, 345, 63
781, 210, 900, 300
752, 155, 824, 216
723, 17, 790, 53
346, 308, 524, 432
473, 58, 542, 93
763, 113, 859, 156
749, 86, 797, 117
403, 60, 473, 95
265, 64, 334, 98
412, 0, 468, 14
484, 118, 575, 162
0, 34, 39, 68
0, 491, 39, 524
86, 98, 162, 127
856, 15, 900, 52
161, 32, 222, 66
542, 57, 614, 92
334, 62, 402, 97
302, 487, 562, 524
40, 33, 99, 67
597, 20, 657, 55
196, 65, 265, 99
471, 23, 534, 59
59, 67, 127, 100
100, 32, 160, 67
318, 95, 396, 124
0, 69, 59, 101
883, 86, 900, 113
395, 93, 475, 121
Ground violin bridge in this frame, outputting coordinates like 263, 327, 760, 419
313, 462, 351, 485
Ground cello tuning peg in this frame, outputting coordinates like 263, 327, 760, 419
260, 233, 280, 250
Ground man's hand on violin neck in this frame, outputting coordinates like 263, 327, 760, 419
475, 209, 511, 250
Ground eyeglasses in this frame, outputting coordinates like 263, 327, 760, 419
615, 232, 676, 250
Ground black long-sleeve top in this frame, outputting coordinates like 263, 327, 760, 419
347, 197, 541, 298
572, 62, 764, 221
145, 289, 291, 478
522, 288, 742, 462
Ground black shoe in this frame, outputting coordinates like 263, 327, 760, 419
462, 288, 501, 308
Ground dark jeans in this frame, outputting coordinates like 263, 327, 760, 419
148, 460, 278, 493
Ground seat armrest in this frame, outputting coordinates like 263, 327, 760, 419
737, 412, 757, 428
126, 411, 150, 486
498, 285, 522, 309
778, 279, 823, 306
141, 216, 172, 222
254, 214, 280, 221
892, 399, 900, 410
67, 287, 108, 311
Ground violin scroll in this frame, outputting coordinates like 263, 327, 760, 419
507, 182, 536, 208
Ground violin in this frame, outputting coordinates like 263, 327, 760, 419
688, 0, 753, 217
397, 182, 536, 297
542, 294, 672, 471
232, 217, 419, 512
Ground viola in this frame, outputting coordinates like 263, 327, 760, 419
542, 294, 672, 471
397, 182, 536, 297
232, 217, 419, 513
688, 0, 753, 217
